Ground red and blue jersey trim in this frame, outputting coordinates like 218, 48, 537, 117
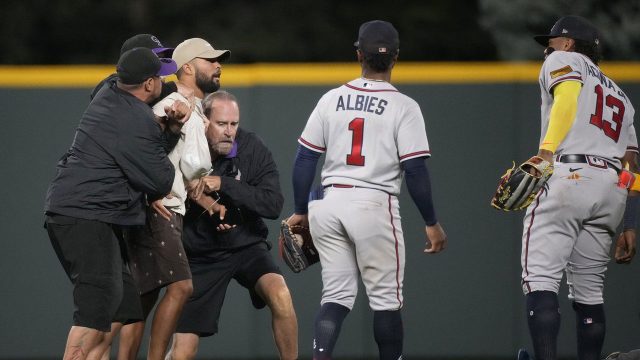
549, 75, 583, 90
298, 137, 326, 152
399, 150, 431, 161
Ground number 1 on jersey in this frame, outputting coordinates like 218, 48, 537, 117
346, 117, 365, 166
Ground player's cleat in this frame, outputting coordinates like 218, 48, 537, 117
604, 352, 620, 359
517, 348, 531, 360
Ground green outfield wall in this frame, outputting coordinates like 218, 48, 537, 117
1, 63, 638, 359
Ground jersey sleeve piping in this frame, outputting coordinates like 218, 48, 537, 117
400, 150, 431, 161
549, 75, 583, 90
298, 137, 326, 153
627, 145, 639, 153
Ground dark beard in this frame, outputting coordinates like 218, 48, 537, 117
195, 71, 220, 94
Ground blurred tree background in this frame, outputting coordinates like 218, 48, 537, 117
0, 0, 638, 64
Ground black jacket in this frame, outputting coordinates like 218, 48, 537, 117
45, 81, 177, 226
182, 128, 284, 257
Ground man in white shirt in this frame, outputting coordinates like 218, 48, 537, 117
120, 38, 230, 360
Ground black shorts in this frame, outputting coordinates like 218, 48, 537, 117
125, 208, 191, 295
46, 214, 143, 331
176, 241, 281, 337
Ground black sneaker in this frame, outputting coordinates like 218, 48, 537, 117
517, 348, 531, 360
605, 350, 640, 360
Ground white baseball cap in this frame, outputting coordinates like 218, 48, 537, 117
172, 38, 230, 69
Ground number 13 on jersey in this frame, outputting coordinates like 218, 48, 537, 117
589, 84, 625, 142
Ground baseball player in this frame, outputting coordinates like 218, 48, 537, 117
287, 20, 447, 360
517, 15, 638, 360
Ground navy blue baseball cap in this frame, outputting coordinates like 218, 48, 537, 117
534, 15, 600, 46
120, 34, 174, 56
354, 20, 399, 55
117, 47, 177, 85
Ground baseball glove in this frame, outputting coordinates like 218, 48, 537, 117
278, 220, 319, 273
491, 156, 553, 211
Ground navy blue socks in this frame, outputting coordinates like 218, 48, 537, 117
573, 302, 605, 360
313, 304, 404, 360
313, 302, 350, 360
374, 310, 403, 360
527, 291, 561, 360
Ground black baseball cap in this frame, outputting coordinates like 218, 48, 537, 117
534, 15, 600, 46
117, 47, 177, 85
120, 34, 174, 56
354, 20, 399, 55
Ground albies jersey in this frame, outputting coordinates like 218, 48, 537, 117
539, 51, 638, 166
299, 78, 430, 195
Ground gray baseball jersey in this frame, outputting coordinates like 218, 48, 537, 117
539, 51, 638, 165
300, 77, 431, 310
522, 51, 638, 304
299, 78, 430, 196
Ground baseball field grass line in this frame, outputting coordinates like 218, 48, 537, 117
1, 62, 640, 87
